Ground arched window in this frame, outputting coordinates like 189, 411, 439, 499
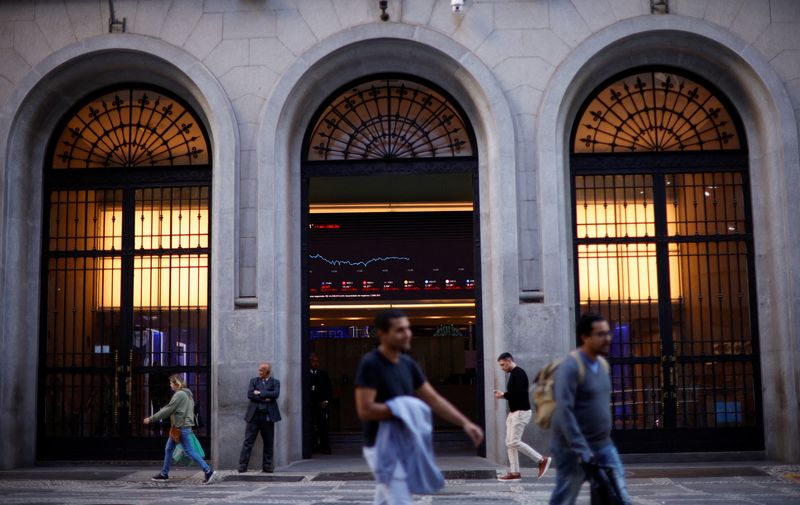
574, 70, 740, 153
570, 68, 762, 452
305, 77, 475, 160
52, 87, 208, 168
300, 75, 482, 457
40, 85, 212, 459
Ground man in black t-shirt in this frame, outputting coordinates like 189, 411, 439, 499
355, 309, 483, 503
494, 352, 551, 481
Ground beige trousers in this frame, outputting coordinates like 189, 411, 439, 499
505, 409, 543, 473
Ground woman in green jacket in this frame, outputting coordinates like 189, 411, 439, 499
144, 374, 216, 484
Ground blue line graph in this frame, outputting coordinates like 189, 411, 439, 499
309, 253, 411, 268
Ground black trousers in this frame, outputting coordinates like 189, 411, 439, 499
311, 405, 330, 453
238, 414, 274, 470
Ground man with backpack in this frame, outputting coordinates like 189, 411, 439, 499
548, 313, 632, 505
494, 352, 551, 481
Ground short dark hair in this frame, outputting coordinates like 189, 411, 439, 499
497, 352, 513, 361
577, 313, 608, 340
374, 309, 407, 332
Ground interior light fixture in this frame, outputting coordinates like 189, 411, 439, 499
309, 302, 476, 310
309, 202, 473, 214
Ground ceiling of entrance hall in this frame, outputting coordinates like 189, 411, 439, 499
308, 173, 473, 204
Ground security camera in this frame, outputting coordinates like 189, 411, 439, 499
451, 0, 464, 13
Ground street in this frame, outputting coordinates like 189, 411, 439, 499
0, 460, 798, 504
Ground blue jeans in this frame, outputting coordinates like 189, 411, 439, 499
160, 427, 211, 476
549, 441, 631, 505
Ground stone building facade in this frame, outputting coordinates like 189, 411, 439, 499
0, 0, 798, 469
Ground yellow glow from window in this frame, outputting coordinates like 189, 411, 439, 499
95, 199, 210, 309
96, 255, 208, 309
577, 202, 682, 302
135, 207, 210, 249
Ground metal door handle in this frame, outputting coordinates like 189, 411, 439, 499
113, 350, 120, 423
127, 350, 133, 422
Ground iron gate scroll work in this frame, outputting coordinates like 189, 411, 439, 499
570, 68, 763, 452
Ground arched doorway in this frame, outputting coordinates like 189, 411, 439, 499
300, 75, 483, 456
39, 85, 212, 459
570, 67, 763, 452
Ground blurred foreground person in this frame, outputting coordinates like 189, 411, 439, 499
355, 309, 484, 505
549, 313, 631, 505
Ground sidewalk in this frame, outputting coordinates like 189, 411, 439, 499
0, 459, 797, 504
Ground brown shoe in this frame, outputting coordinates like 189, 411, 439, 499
538, 457, 552, 479
497, 472, 522, 482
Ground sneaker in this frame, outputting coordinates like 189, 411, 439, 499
262, 468, 274, 473
203, 469, 216, 484
538, 457, 552, 479
151, 473, 168, 482
497, 472, 522, 482
237, 467, 247, 473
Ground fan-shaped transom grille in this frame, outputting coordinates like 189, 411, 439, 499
574, 70, 742, 153
306, 78, 474, 160
52, 87, 209, 169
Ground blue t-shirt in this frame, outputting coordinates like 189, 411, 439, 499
579, 351, 601, 374
354, 349, 426, 447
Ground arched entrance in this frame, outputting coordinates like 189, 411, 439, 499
300, 74, 483, 456
570, 67, 763, 452
38, 84, 212, 459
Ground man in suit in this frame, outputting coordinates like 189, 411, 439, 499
238, 362, 281, 473
309, 353, 332, 454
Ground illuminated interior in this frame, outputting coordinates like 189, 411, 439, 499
574, 160, 756, 429
306, 173, 479, 442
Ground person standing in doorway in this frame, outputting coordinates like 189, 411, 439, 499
549, 313, 632, 505
145, 374, 215, 484
238, 362, 281, 473
355, 309, 484, 505
309, 353, 332, 454
494, 353, 551, 481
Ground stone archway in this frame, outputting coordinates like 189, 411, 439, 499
536, 16, 800, 461
0, 34, 238, 469
254, 24, 519, 466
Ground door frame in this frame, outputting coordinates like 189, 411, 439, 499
36, 84, 213, 460
569, 154, 765, 452
299, 157, 485, 458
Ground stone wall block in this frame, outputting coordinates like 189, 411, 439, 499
276, 8, 316, 56
205, 38, 249, 77
159, 0, 204, 47
13, 21, 51, 67
249, 37, 294, 72
547, 0, 591, 47
34, 1, 76, 51
730, 0, 770, 44
222, 9, 277, 39
183, 13, 223, 60
571, 0, 617, 32
495, 1, 549, 30
296, 0, 342, 41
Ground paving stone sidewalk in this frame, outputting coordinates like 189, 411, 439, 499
0, 464, 798, 504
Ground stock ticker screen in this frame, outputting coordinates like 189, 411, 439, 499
307, 211, 475, 301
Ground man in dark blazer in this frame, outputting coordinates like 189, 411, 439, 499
238, 362, 281, 472
309, 353, 332, 454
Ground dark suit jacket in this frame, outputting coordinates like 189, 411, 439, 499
244, 376, 282, 423
309, 369, 332, 405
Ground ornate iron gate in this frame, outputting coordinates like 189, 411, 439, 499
39, 86, 212, 459
570, 68, 763, 452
